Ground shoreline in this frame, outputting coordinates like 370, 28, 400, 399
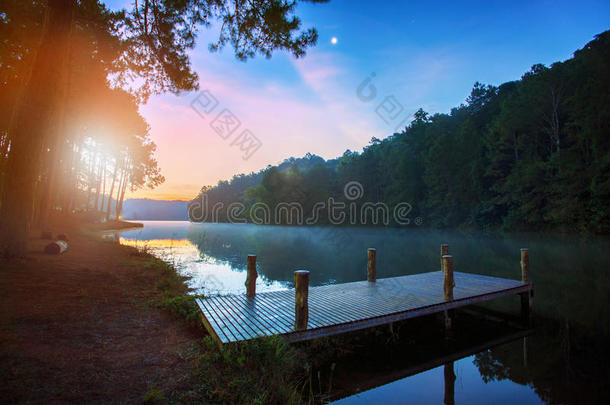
0, 217, 312, 403
0, 217, 203, 402
90, 219, 144, 231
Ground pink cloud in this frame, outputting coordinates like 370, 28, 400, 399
128, 49, 387, 200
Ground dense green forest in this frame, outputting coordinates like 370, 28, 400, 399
190, 31, 610, 233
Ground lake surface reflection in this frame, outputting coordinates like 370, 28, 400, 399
119, 221, 610, 404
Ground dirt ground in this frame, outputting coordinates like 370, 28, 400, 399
0, 219, 204, 403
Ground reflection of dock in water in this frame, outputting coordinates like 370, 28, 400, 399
328, 327, 533, 403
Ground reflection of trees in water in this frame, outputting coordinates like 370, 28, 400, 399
185, 224, 610, 331
186, 224, 442, 285
184, 223, 610, 403
319, 312, 529, 402
474, 317, 610, 404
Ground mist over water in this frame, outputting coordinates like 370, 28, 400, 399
119, 221, 610, 403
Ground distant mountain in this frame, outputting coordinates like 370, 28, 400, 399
122, 199, 189, 220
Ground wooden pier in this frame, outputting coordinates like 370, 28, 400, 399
196, 246, 533, 344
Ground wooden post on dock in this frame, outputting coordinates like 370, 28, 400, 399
440, 244, 449, 271
442, 255, 455, 301
520, 248, 533, 324
294, 270, 310, 330
520, 248, 530, 284
367, 248, 376, 282
245, 254, 257, 297
442, 255, 455, 334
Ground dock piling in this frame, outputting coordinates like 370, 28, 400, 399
442, 254, 455, 334
246, 254, 257, 297
294, 270, 310, 330
197, 245, 534, 344
367, 248, 377, 282
440, 244, 449, 271
520, 248, 530, 284
519, 248, 533, 324
442, 255, 455, 301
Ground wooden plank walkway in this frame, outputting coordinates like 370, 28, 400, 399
195, 271, 533, 344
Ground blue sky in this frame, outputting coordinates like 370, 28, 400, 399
103, 0, 610, 199
295, 0, 610, 111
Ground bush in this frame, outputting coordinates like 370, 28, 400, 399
158, 295, 201, 328
193, 336, 305, 404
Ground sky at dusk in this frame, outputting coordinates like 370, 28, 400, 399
105, 0, 610, 201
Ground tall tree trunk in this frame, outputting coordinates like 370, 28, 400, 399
35, 162, 51, 227
39, 32, 73, 225
38, 135, 63, 227
114, 162, 126, 220
100, 156, 107, 212
86, 148, 97, 210
0, 56, 33, 208
0, 134, 11, 203
62, 139, 76, 213
116, 168, 128, 220
0, 0, 74, 257
94, 156, 103, 212
106, 158, 119, 220
67, 139, 81, 213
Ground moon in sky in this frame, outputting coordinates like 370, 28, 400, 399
331, 37, 338, 45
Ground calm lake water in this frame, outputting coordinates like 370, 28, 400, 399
118, 221, 610, 404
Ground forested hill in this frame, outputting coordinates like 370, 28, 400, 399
189, 31, 610, 233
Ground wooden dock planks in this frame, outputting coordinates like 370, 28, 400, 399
195, 271, 532, 344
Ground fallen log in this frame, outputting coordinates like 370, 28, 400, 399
44, 240, 68, 255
